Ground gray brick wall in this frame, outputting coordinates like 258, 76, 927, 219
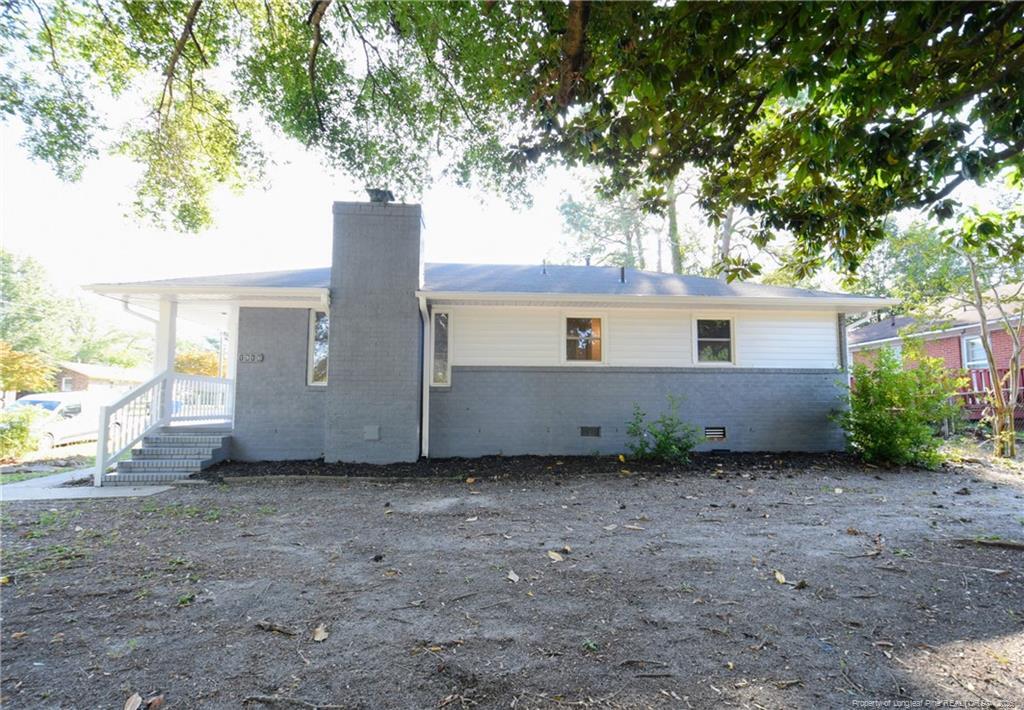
232, 307, 325, 460
323, 201, 423, 463
429, 366, 847, 457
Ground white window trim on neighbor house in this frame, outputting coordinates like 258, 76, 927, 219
691, 315, 737, 366
560, 312, 607, 365
307, 309, 329, 386
962, 334, 988, 369
430, 309, 452, 387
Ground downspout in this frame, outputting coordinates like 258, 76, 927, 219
418, 294, 430, 458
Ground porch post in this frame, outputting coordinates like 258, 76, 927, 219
224, 304, 239, 424
155, 298, 177, 422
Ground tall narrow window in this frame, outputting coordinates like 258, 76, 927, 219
696, 319, 732, 363
432, 312, 450, 386
566, 317, 602, 361
963, 335, 987, 369
307, 310, 329, 385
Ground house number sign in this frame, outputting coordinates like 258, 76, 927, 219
239, 353, 264, 363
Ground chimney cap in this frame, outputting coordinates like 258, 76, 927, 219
366, 188, 395, 203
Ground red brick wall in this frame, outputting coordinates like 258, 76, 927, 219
988, 329, 1017, 370
922, 336, 963, 369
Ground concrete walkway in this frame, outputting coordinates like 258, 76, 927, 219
1, 467, 172, 502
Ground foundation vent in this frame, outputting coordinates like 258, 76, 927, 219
579, 426, 601, 438
704, 426, 727, 441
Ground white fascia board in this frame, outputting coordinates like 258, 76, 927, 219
86, 283, 329, 304
417, 290, 896, 311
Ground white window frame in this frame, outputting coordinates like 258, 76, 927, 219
962, 334, 988, 369
430, 309, 452, 387
307, 309, 329, 387
60, 376, 73, 392
560, 313, 606, 365
692, 315, 737, 366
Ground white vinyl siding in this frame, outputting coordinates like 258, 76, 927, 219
605, 310, 691, 366
447, 307, 558, 366
734, 310, 839, 368
446, 305, 839, 369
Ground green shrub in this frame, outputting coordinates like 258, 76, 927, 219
0, 408, 40, 462
837, 346, 965, 468
626, 395, 702, 463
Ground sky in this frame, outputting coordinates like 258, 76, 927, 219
0, 121, 594, 337
0, 123, 580, 289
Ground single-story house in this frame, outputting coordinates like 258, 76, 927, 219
84, 201, 891, 485
55, 362, 149, 392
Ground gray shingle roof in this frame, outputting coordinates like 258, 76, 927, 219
92, 263, 885, 304
423, 263, 863, 299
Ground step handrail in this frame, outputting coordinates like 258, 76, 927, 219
95, 371, 169, 485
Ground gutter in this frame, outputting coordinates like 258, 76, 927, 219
417, 293, 430, 459
416, 290, 896, 311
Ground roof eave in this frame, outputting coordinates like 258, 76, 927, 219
85, 282, 330, 303
417, 290, 895, 310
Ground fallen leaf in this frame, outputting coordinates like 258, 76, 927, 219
124, 693, 143, 710
145, 695, 165, 709
547, 550, 564, 562
465, 477, 476, 484
0, 575, 9, 585
507, 570, 520, 583
313, 624, 329, 642
773, 570, 787, 585
11, 631, 28, 640
618, 454, 626, 463
560, 545, 572, 554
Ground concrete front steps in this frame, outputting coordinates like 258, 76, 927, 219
101, 428, 231, 486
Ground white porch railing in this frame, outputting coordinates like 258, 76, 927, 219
94, 371, 234, 485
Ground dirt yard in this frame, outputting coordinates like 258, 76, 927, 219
1, 455, 1022, 709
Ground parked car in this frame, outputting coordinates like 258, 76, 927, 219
7, 392, 117, 449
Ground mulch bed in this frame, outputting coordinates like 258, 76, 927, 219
202, 451, 865, 482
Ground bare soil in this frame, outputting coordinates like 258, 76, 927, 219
1, 456, 1023, 709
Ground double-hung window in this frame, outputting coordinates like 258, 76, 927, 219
307, 310, 329, 386
963, 335, 988, 369
431, 311, 451, 386
565, 317, 602, 362
695, 318, 733, 363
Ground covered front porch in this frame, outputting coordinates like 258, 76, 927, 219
85, 277, 330, 486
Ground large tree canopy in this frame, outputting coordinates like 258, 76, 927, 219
4, 1, 1023, 276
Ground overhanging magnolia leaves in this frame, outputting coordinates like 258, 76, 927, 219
4, 1, 1022, 276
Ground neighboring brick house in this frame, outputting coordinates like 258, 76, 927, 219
54, 362, 148, 392
847, 297, 1023, 420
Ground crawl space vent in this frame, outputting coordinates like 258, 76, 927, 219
704, 426, 727, 441
579, 426, 602, 438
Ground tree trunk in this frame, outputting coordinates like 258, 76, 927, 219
666, 177, 682, 274
966, 257, 1015, 457
716, 206, 735, 279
